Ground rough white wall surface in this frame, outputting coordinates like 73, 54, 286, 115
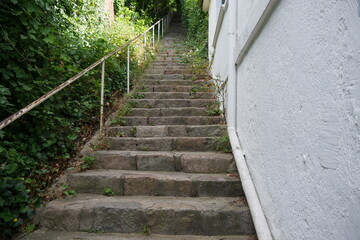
232, 0, 360, 239
211, 12, 229, 80
208, 0, 221, 59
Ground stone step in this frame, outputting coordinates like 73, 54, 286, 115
137, 85, 213, 93
155, 56, 183, 61
68, 170, 243, 197
114, 116, 224, 126
148, 65, 190, 68
126, 107, 209, 117
157, 49, 190, 55
106, 136, 226, 152
141, 80, 209, 86
90, 150, 234, 173
140, 92, 214, 99
107, 125, 227, 138
142, 74, 206, 80
127, 99, 214, 108
145, 69, 192, 74
38, 194, 255, 235
151, 61, 189, 66
156, 53, 187, 57
23, 230, 256, 240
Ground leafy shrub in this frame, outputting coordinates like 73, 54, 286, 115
181, 0, 208, 73
0, 0, 157, 237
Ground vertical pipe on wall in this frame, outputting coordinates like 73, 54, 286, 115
227, 0, 237, 127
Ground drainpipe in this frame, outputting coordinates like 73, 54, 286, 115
226, 0, 236, 127
226, 1, 273, 240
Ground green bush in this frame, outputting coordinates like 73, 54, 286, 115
181, 0, 208, 73
0, 0, 156, 237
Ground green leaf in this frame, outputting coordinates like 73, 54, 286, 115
44, 34, 56, 44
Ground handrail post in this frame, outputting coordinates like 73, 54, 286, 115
158, 22, 160, 42
127, 45, 130, 93
144, 33, 147, 61
100, 60, 105, 136
162, 18, 164, 38
152, 26, 155, 47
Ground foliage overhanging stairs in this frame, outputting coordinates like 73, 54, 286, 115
26, 15, 257, 239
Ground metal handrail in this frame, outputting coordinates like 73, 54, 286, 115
0, 13, 173, 134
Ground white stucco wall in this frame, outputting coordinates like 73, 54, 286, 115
209, 0, 360, 239
208, 0, 222, 59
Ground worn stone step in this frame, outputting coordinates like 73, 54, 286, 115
145, 69, 192, 74
23, 229, 255, 240
151, 58, 188, 62
155, 56, 183, 61
140, 92, 215, 99
142, 74, 206, 80
151, 61, 189, 66
156, 53, 187, 57
107, 125, 227, 138
106, 137, 226, 152
141, 80, 209, 86
128, 99, 214, 108
38, 194, 255, 235
89, 150, 234, 173
68, 170, 243, 197
115, 116, 223, 126
126, 107, 209, 117
158, 49, 190, 55
136, 85, 214, 93
151, 61, 191, 69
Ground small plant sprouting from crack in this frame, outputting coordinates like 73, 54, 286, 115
206, 101, 223, 116
132, 92, 145, 99
116, 131, 125, 137
112, 117, 127, 126
61, 184, 77, 197
139, 145, 150, 151
214, 136, 232, 153
80, 155, 96, 171
103, 187, 115, 196
142, 226, 151, 236
130, 127, 137, 137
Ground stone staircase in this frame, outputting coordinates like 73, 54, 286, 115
26, 16, 256, 239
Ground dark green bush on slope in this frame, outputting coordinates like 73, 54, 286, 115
180, 0, 208, 73
0, 0, 153, 238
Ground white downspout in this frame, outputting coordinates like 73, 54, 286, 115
226, 0, 236, 127
228, 128, 273, 240
226, 1, 273, 239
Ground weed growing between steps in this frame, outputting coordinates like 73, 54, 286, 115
61, 184, 77, 197
214, 136, 232, 153
206, 101, 224, 116
79, 156, 96, 171
103, 188, 115, 196
143, 226, 151, 236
